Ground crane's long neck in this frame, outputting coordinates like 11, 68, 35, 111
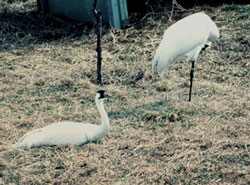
96, 99, 109, 136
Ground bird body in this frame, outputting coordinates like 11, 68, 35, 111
152, 12, 219, 101
152, 12, 219, 77
15, 90, 111, 149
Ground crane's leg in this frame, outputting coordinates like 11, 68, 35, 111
189, 60, 195, 102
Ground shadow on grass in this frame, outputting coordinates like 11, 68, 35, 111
0, 3, 94, 50
109, 98, 186, 124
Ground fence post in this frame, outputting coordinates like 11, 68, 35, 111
93, 0, 103, 85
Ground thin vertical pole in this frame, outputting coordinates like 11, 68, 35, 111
93, 0, 103, 85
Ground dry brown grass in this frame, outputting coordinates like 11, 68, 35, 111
1, 1, 250, 184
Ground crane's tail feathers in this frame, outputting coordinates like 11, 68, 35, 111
15, 139, 33, 149
14, 143, 25, 149
14, 129, 42, 149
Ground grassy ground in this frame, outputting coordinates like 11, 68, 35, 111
0, 1, 249, 184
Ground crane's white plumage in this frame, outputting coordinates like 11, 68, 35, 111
152, 12, 220, 77
152, 12, 219, 101
15, 90, 111, 149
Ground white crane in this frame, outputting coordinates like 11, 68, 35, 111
14, 90, 112, 149
152, 12, 220, 101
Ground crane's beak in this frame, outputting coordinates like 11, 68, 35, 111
104, 94, 112, 98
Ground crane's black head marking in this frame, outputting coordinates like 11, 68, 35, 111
97, 90, 112, 99
97, 90, 105, 99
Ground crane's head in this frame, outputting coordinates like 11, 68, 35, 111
96, 90, 112, 100
152, 54, 159, 75
152, 54, 165, 78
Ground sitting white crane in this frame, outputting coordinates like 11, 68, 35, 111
152, 12, 220, 101
14, 90, 112, 149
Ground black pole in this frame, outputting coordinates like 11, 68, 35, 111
188, 60, 195, 102
93, 0, 103, 85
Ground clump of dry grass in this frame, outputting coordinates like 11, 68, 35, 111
0, 1, 249, 184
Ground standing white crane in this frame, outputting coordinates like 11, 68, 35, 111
14, 90, 112, 149
152, 12, 220, 101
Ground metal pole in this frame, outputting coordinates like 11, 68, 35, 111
93, 0, 103, 85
